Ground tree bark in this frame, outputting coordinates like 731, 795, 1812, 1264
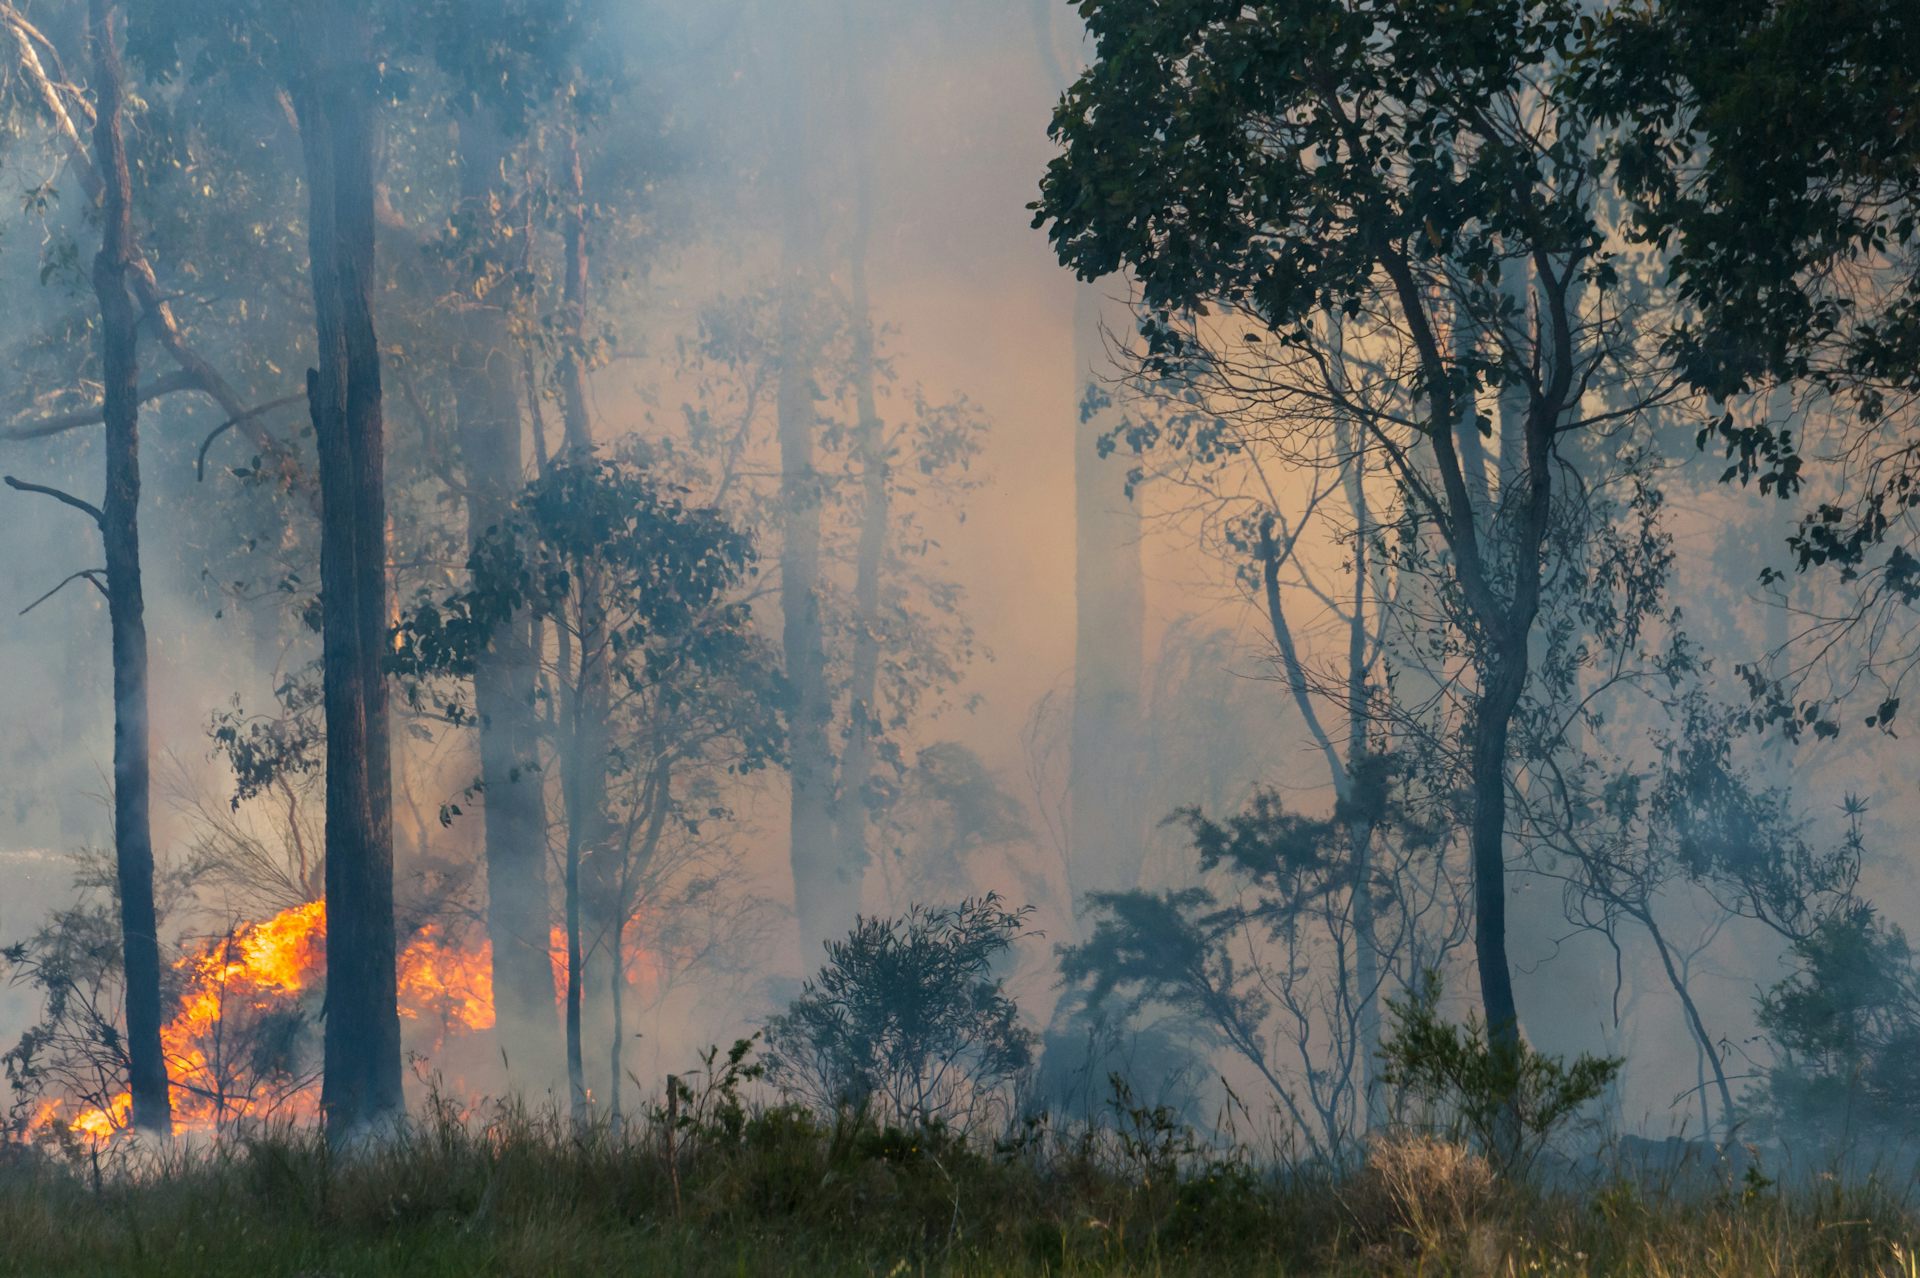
452, 110, 556, 1091
1469, 642, 1527, 1049
90, 0, 169, 1139
295, 0, 402, 1139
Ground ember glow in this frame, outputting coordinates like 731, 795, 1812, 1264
40, 901, 539, 1141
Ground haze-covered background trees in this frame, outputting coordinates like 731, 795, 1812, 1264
0, 0, 1917, 1205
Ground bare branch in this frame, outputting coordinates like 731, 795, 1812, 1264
3, 473, 103, 526
196, 392, 306, 480
19, 567, 106, 614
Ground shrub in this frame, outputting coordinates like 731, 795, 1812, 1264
764, 895, 1034, 1131
1378, 971, 1619, 1173
1754, 904, 1920, 1158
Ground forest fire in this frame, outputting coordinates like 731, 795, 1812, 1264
36, 902, 510, 1141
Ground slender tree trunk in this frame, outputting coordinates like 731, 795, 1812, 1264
835, 141, 886, 886
1639, 907, 1736, 1137
609, 753, 672, 1128
559, 138, 608, 848
452, 111, 556, 1090
90, 0, 168, 1139
562, 572, 593, 1124
769, 36, 844, 955
1066, 283, 1146, 903
563, 766, 587, 1121
1334, 408, 1384, 1132
1469, 644, 1526, 1051
296, 0, 402, 1138
607, 909, 623, 1129
556, 131, 614, 1112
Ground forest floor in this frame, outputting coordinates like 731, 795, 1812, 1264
0, 1100, 1914, 1277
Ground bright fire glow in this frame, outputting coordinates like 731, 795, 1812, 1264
36, 900, 574, 1142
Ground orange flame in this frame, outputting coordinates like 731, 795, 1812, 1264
35, 899, 668, 1142
42, 901, 519, 1141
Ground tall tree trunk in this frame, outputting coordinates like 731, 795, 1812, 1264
835, 137, 886, 888
771, 34, 844, 956
559, 137, 608, 860
296, 0, 402, 1138
452, 111, 556, 1091
556, 130, 610, 1121
90, 0, 168, 1139
1066, 284, 1147, 903
1032, 0, 1149, 912
1328, 321, 1383, 1131
1469, 643, 1526, 1051
562, 627, 588, 1121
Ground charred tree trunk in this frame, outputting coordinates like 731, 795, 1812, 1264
452, 112, 556, 1090
90, 0, 169, 1139
295, 0, 402, 1139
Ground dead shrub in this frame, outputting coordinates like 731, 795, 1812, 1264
1342, 1132, 1497, 1255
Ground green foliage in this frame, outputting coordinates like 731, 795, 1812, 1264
765, 896, 1035, 1131
391, 452, 781, 765
1754, 905, 1920, 1151
1034, 0, 1613, 364
1378, 971, 1619, 1173
208, 669, 325, 807
1578, 0, 1920, 408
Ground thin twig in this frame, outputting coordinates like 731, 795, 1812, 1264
196, 391, 305, 480
19, 567, 106, 614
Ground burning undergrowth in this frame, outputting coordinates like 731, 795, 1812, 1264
16, 901, 495, 1140
7, 894, 664, 1144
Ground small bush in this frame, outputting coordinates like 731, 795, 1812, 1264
1379, 971, 1620, 1172
764, 895, 1035, 1131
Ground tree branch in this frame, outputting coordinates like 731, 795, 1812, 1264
19, 566, 106, 614
196, 391, 307, 480
3, 473, 103, 526
0, 370, 202, 441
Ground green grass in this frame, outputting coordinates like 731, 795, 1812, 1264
2, 1099, 1917, 1277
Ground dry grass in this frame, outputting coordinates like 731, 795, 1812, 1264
0, 1100, 1917, 1276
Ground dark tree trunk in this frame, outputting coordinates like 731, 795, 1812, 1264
295, 0, 402, 1138
1469, 642, 1526, 1048
90, 0, 169, 1139
452, 112, 556, 1090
